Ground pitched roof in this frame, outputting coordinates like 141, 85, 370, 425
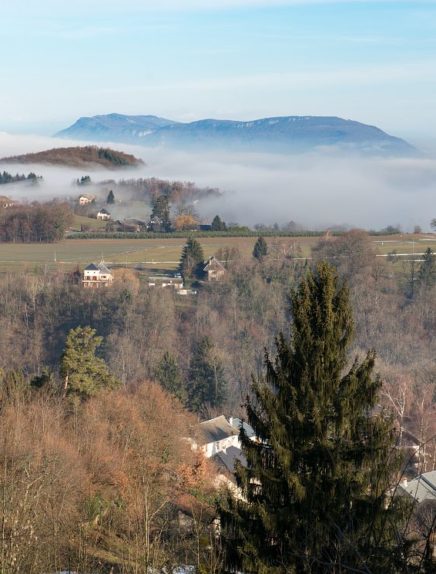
198, 415, 239, 444
84, 263, 99, 271
230, 417, 255, 439
97, 262, 112, 275
214, 446, 247, 474
398, 471, 436, 502
203, 256, 225, 272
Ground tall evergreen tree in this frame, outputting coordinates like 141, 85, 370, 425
155, 351, 186, 403
187, 337, 226, 413
253, 236, 268, 261
211, 215, 226, 231
417, 247, 435, 289
151, 195, 171, 231
60, 326, 120, 401
179, 237, 205, 282
106, 189, 115, 204
220, 263, 412, 574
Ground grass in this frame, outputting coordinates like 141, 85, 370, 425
72, 215, 109, 231
0, 234, 434, 274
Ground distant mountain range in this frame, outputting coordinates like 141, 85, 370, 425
56, 113, 416, 156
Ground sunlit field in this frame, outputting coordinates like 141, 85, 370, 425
0, 234, 433, 274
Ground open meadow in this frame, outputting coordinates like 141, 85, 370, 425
0, 233, 434, 274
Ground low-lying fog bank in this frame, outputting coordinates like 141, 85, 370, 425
0, 132, 434, 231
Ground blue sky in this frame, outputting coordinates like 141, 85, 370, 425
2, 0, 436, 142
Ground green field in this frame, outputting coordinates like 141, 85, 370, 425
0, 234, 434, 274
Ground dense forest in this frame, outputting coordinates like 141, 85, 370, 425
0, 230, 434, 572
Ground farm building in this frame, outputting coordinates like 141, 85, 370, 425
83, 262, 114, 288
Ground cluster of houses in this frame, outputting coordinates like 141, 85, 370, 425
81, 255, 226, 289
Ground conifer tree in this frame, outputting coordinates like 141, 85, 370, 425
60, 326, 120, 401
253, 236, 268, 261
417, 247, 435, 289
179, 237, 205, 282
155, 351, 186, 403
106, 189, 115, 204
211, 215, 226, 231
220, 263, 412, 574
187, 337, 226, 413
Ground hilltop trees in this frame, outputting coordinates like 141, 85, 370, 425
220, 263, 412, 574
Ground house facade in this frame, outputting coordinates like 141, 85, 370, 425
83, 262, 114, 288
97, 209, 111, 221
203, 256, 226, 282
78, 194, 96, 206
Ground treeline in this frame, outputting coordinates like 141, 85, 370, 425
0, 170, 41, 185
0, 200, 73, 242
100, 177, 221, 204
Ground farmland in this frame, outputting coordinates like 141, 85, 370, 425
0, 233, 434, 274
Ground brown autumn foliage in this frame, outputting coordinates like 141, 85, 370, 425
0, 382, 218, 573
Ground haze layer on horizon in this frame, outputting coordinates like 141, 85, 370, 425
1, 1, 436, 144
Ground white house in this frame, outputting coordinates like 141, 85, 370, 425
97, 209, 111, 221
197, 416, 240, 458
83, 262, 114, 288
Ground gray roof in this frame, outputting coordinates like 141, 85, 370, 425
214, 446, 247, 474
398, 471, 436, 502
199, 415, 239, 443
230, 417, 255, 439
97, 262, 112, 274
84, 262, 112, 274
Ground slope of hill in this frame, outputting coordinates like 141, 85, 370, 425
0, 146, 144, 169
56, 114, 416, 156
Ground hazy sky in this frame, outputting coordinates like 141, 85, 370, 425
2, 0, 436, 143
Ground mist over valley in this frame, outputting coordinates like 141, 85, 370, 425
0, 131, 434, 231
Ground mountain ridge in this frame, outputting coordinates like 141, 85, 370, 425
56, 114, 416, 156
